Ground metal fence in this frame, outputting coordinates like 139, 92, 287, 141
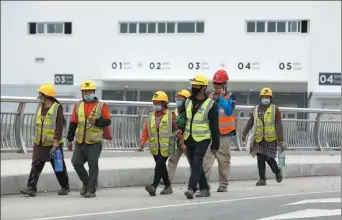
1, 96, 341, 153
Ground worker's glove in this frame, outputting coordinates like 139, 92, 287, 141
49, 147, 57, 159
277, 141, 286, 152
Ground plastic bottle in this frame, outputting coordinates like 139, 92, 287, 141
54, 149, 64, 172
278, 150, 286, 168
168, 136, 176, 155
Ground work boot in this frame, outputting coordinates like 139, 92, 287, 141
20, 188, 36, 197
256, 179, 266, 186
80, 185, 87, 196
195, 189, 211, 197
276, 169, 283, 183
145, 185, 156, 196
58, 188, 70, 196
217, 186, 227, 192
160, 186, 173, 195
184, 188, 194, 199
83, 191, 96, 198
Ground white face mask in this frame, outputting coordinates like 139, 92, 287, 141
261, 98, 270, 105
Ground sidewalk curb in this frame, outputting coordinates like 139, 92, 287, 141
1, 162, 340, 195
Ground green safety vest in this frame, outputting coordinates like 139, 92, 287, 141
254, 104, 278, 142
183, 98, 214, 142
34, 102, 64, 147
147, 110, 172, 157
75, 101, 104, 144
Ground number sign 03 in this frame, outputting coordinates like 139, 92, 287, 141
54, 74, 74, 85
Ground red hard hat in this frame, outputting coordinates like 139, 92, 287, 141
213, 69, 229, 83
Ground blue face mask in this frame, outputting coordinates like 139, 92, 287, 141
176, 100, 183, 107
153, 105, 163, 111
39, 98, 45, 104
84, 94, 95, 102
261, 98, 270, 105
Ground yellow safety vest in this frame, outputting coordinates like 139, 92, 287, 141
183, 98, 214, 142
75, 101, 104, 144
254, 104, 278, 142
147, 110, 172, 157
34, 102, 64, 147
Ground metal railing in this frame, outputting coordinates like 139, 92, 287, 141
1, 96, 341, 153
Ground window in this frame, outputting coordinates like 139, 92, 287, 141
158, 23, 166, 33
267, 21, 276, 32
177, 22, 195, 33
128, 23, 137, 33
246, 19, 310, 34
256, 21, 265, 32
196, 22, 204, 33
167, 23, 175, 33
139, 23, 147, 33
148, 23, 156, 33
277, 21, 286, 32
288, 21, 298, 32
301, 20, 309, 33
28, 22, 72, 35
246, 21, 255, 32
120, 23, 128, 33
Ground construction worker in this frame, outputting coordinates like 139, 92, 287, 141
242, 87, 284, 186
203, 69, 236, 192
20, 83, 70, 197
166, 89, 191, 182
140, 91, 177, 196
67, 80, 111, 198
182, 74, 220, 199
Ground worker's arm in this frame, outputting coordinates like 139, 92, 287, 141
219, 93, 236, 116
54, 105, 64, 141
275, 107, 284, 142
94, 103, 111, 128
242, 112, 254, 137
140, 121, 149, 142
171, 112, 178, 132
208, 102, 220, 150
67, 104, 78, 142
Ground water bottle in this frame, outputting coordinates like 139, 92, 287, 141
278, 150, 286, 168
169, 136, 176, 155
54, 149, 64, 172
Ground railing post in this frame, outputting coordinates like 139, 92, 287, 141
313, 113, 323, 151
235, 111, 243, 151
136, 107, 146, 150
14, 102, 27, 153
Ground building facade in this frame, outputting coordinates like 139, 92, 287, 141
1, 1, 341, 115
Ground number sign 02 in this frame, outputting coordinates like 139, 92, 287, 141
54, 74, 74, 85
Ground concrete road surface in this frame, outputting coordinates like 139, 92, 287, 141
1, 176, 341, 220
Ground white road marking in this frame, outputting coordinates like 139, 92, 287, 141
283, 198, 341, 206
257, 209, 341, 220
23, 190, 340, 220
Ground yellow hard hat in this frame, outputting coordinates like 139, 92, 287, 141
190, 74, 209, 86
177, 89, 191, 98
259, 87, 273, 97
81, 80, 96, 91
152, 91, 168, 102
37, 83, 56, 97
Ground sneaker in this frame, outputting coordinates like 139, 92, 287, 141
184, 188, 194, 199
276, 169, 283, 183
80, 185, 87, 196
160, 186, 173, 195
195, 189, 211, 197
58, 188, 70, 196
145, 185, 156, 196
217, 186, 227, 192
256, 179, 267, 186
20, 188, 36, 197
83, 191, 96, 198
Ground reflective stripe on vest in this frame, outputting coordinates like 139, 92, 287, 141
34, 102, 63, 147
183, 98, 214, 142
75, 101, 104, 144
254, 104, 278, 142
209, 92, 236, 135
147, 110, 172, 157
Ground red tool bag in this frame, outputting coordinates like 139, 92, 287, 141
103, 126, 113, 140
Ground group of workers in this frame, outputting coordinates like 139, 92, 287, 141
20, 69, 285, 200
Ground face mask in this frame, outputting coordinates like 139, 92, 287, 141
84, 94, 95, 102
39, 98, 45, 104
153, 105, 163, 111
261, 98, 270, 105
191, 87, 201, 96
176, 100, 183, 107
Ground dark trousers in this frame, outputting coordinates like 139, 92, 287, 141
185, 138, 210, 192
27, 154, 69, 192
152, 152, 170, 188
71, 142, 102, 192
257, 153, 280, 180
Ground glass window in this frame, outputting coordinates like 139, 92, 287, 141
256, 22, 265, 32
196, 22, 204, 33
120, 23, 128, 33
158, 23, 166, 33
139, 23, 147, 33
288, 21, 298, 32
167, 23, 175, 33
36, 23, 45, 34
55, 23, 63, 33
267, 21, 276, 32
277, 21, 286, 32
148, 23, 156, 33
128, 23, 137, 33
177, 22, 195, 33
246, 21, 255, 32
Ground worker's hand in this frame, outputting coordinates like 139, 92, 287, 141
140, 141, 146, 148
67, 141, 73, 151
52, 140, 59, 148
180, 144, 187, 153
242, 135, 246, 142
217, 88, 225, 97
49, 147, 57, 159
175, 129, 183, 139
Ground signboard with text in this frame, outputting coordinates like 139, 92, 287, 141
318, 73, 341, 86
54, 74, 74, 85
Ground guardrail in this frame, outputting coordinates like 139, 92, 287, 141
1, 96, 341, 153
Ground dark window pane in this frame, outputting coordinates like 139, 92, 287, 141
64, 22, 72, 34
246, 22, 255, 32
177, 22, 195, 33
158, 23, 166, 33
148, 23, 156, 33
166, 23, 175, 33
256, 22, 265, 32
301, 20, 309, 33
47, 24, 55, 33
29, 22, 36, 34
277, 21, 286, 32
267, 21, 276, 32
55, 23, 63, 33
120, 23, 128, 33
196, 22, 204, 33
129, 23, 137, 33
139, 23, 147, 33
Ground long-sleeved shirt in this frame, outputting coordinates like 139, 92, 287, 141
67, 98, 111, 142
140, 109, 177, 142
212, 93, 236, 136
184, 95, 220, 150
